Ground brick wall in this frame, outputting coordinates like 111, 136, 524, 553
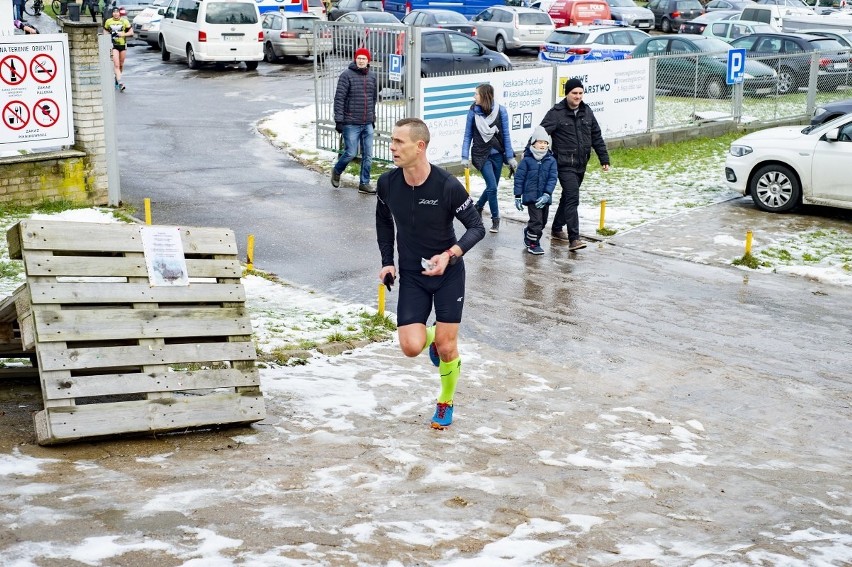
0, 19, 108, 206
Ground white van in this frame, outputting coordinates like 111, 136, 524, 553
159, 0, 264, 70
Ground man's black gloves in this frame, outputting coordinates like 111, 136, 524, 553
335, 122, 343, 134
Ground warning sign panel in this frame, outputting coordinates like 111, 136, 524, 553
0, 34, 74, 151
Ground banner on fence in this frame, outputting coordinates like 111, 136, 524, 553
556, 58, 650, 138
420, 67, 554, 165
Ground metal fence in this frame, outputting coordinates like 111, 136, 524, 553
312, 24, 852, 162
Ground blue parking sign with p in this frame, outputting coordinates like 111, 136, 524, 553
388, 54, 402, 82
727, 48, 746, 85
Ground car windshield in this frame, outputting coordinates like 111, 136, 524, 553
360, 12, 399, 23
547, 30, 589, 44
433, 11, 467, 24
361, 0, 384, 9
205, 3, 258, 24
676, 0, 703, 8
609, 0, 637, 6
287, 17, 318, 32
519, 12, 553, 25
809, 38, 843, 51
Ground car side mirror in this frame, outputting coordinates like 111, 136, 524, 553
823, 127, 840, 142
479, 45, 485, 55
158, 7, 165, 14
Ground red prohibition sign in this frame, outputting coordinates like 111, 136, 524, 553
0, 55, 27, 86
30, 54, 57, 84
3, 100, 30, 130
33, 98, 59, 128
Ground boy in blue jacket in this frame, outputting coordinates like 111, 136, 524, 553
514, 126, 558, 255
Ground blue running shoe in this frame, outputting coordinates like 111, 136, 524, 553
431, 402, 453, 429
428, 342, 440, 367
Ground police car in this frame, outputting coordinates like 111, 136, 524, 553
538, 21, 650, 64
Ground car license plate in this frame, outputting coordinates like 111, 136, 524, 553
222, 34, 244, 41
530, 29, 544, 34
547, 51, 566, 60
302, 34, 313, 40
755, 87, 771, 95
834, 62, 848, 70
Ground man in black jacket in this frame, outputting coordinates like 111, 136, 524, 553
332, 48, 378, 194
539, 78, 610, 251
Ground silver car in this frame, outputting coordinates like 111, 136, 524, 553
472, 5, 555, 53
261, 12, 332, 62
606, 0, 655, 30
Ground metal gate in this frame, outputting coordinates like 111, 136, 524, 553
313, 21, 421, 163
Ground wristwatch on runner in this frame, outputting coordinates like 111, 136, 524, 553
444, 248, 459, 266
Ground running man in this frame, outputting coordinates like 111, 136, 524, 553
376, 118, 486, 429
104, 7, 133, 92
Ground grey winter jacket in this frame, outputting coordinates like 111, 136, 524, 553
334, 63, 378, 126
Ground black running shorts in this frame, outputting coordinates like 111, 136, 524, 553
396, 263, 466, 326
112, 44, 126, 52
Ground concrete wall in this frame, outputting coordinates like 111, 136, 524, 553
0, 19, 108, 207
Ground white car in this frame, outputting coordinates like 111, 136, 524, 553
724, 113, 852, 212
133, 0, 168, 48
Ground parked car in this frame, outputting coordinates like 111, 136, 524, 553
605, 0, 655, 29
328, 0, 383, 22
678, 10, 740, 33
472, 5, 555, 53
646, 0, 704, 32
730, 32, 851, 94
413, 29, 513, 75
797, 28, 852, 48
132, 0, 168, 48
158, 0, 264, 70
539, 23, 649, 63
333, 11, 404, 64
261, 11, 331, 62
257, 0, 327, 19
704, 0, 755, 11
401, 9, 475, 37
702, 19, 775, 41
630, 34, 778, 98
108, 0, 150, 21
724, 113, 852, 212
811, 98, 852, 124
547, 0, 612, 26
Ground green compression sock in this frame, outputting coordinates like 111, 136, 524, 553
421, 325, 436, 353
438, 357, 461, 404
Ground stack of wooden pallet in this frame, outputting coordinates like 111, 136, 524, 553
4, 219, 265, 445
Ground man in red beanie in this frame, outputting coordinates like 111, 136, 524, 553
332, 47, 378, 194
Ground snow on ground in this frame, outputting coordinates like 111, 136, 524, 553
259, 104, 851, 287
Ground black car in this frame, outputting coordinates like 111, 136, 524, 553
730, 32, 851, 94
678, 10, 739, 34
328, 0, 384, 21
811, 98, 852, 125
401, 9, 476, 37
646, 0, 704, 32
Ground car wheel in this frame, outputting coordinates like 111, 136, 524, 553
749, 164, 801, 213
187, 45, 200, 69
705, 77, 727, 99
661, 18, 672, 33
264, 42, 277, 63
245, 60, 259, 71
495, 36, 506, 53
160, 37, 170, 61
777, 66, 795, 95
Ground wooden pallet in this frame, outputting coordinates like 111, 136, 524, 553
6, 219, 265, 445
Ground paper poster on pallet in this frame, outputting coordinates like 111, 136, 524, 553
140, 226, 189, 286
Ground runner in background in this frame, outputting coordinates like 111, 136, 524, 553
103, 7, 132, 92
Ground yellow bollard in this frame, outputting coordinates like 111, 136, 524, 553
464, 167, 470, 194
246, 234, 255, 271
144, 198, 152, 225
599, 200, 607, 231
745, 230, 753, 255
378, 284, 385, 317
